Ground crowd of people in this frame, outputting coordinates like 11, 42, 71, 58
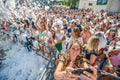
0, 4, 120, 80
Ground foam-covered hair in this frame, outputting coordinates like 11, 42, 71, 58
52, 19, 63, 29
95, 31, 107, 50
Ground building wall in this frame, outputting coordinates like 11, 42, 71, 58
5, 0, 16, 9
107, 0, 120, 12
78, 0, 120, 12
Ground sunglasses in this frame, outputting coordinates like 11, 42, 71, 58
96, 33, 102, 37
73, 27, 79, 32
95, 33, 105, 39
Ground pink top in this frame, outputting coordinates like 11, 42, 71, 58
4, 26, 9, 31
110, 53, 120, 66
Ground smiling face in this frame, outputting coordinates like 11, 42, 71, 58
50, 29, 55, 36
109, 30, 116, 38
56, 25, 61, 30
69, 42, 81, 61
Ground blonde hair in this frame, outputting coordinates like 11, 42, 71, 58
68, 39, 82, 54
86, 36, 100, 52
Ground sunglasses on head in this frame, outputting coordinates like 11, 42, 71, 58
95, 33, 105, 39
73, 27, 79, 32
96, 33, 102, 37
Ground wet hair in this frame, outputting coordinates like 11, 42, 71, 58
24, 20, 29, 27
73, 27, 81, 37
32, 21, 36, 28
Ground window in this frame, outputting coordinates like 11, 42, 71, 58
88, 3, 93, 6
96, 0, 108, 5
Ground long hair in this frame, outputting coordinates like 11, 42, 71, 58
41, 22, 46, 30
24, 20, 29, 28
107, 29, 116, 38
67, 40, 82, 54
86, 36, 100, 53
73, 27, 81, 37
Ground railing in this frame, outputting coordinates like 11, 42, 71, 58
37, 50, 57, 80
0, 28, 58, 80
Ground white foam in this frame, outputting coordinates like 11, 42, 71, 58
0, 39, 47, 80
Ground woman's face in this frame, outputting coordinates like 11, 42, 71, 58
84, 26, 90, 31
50, 30, 55, 35
109, 31, 115, 37
70, 43, 80, 61
56, 25, 61, 31
41, 23, 45, 30
72, 27, 80, 37
24, 21, 27, 25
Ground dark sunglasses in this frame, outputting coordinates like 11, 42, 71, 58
73, 27, 79, 32
96, 33, 102, 37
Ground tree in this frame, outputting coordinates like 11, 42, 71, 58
62, 0, 79, 7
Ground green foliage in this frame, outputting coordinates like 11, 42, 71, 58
62, 0, 79, 7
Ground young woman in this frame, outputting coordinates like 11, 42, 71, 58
38, 22, 47, 55
83, 36, 100, 66
81, 25, 91, 44
54, 40, 97, 80
106, 29, 119, 45
55, 24, 65, 53
68, 27, 83, 45
47, 29, 57, 57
